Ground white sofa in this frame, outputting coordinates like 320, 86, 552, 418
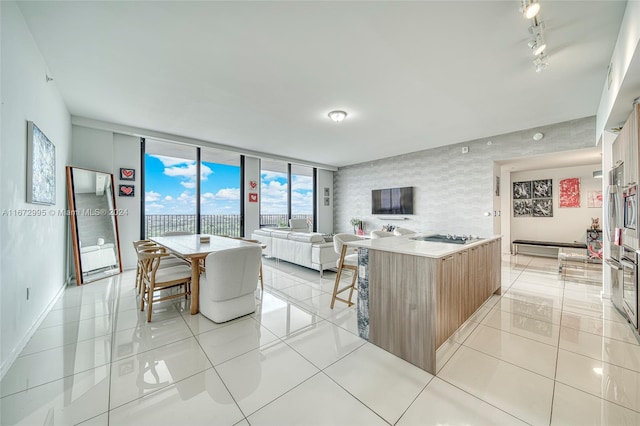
251, 228, 339, 276
80, 243, 117, 272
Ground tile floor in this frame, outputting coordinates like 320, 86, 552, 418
2, 254, 640, 425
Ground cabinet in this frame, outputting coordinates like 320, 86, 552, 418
437, 250, 468, 347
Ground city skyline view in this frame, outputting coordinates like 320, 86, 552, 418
144, 154, 313, 216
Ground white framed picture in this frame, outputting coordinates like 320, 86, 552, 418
27, 121, 56, 205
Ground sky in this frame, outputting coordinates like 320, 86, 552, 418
144, 154, 313, 216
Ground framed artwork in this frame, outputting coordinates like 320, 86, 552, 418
533, 199, 553, 217
120, 168, 135, 181
324, 187, 330, 197
248, 193, 258, 203
559, 178, 580, 207
324, 197, 330, 206
587, 191, 603, 208
532, 179, 552, 198
513, 181, 531, 199
119, 184, 135, 197
513, 200, 532, 217
249, 180, 257, 190
27, 121, 56, 205
495, 176, 500, 197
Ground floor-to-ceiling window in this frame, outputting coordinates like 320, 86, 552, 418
144, 140, 198, 236
143, 139, 242, 237
291, 164, 314, 230
260, 159, 289, 226
200, 148, 242, 237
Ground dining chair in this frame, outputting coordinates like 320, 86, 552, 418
138, 246, 191, 322
132, 240, 189, 294
198, 245, 262, 323
228, 236, 266, 291
330, 233, 362, 309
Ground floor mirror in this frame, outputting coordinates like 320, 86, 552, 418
66, 166, 122, 285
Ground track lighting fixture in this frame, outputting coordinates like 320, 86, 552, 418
519, 2, 549, 72
533, 55, 549, 73
521, 0, 540, 19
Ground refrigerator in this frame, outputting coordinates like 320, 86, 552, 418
606, 160, 625, 314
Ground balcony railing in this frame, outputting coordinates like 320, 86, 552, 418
145, 214, 312, 238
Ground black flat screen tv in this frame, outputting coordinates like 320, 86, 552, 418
371, 186, 414, 215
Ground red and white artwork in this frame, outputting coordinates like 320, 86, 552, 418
587, 190, 603, 208
559, 178, 580, 208
248, 193, 258, 203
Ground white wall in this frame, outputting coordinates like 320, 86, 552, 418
596, 0, 640, 137
510, 164, 603, 244
0, 1, 72, 377
71, 126, 140, 270
335, 117, 597, 241
316, 169, 333, 234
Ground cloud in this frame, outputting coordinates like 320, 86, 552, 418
146, 191, 161, 202
215, 188, 240, 200
164, 162, 212, 180
164, 195, 173, 201
261, 170, 287, 182
150, 155, 190, 167
202, 192, 215, 199
292, 175, 313, 190
180, 181, 196, 189
177, 191, 195, 204
145, 203, 164, 211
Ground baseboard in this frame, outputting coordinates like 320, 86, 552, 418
0, 276, 69, 381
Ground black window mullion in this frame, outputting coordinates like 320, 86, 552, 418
140, 138, 146, 239
240, 155, 245, 237
313, 167, 318, 232
287, 163, 292, 221
196, 147, 201, 234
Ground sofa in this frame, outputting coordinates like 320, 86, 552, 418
251, 228, 339, 276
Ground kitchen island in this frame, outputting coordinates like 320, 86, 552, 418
347, 235, 502, 374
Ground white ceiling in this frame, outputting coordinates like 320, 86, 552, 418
17, 1, 628, 168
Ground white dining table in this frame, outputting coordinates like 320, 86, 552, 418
149, 234, 258, 315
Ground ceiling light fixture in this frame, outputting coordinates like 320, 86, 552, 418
533, 55, 549, 73
328, 110, 347, 123
519, 4, 549, 72
532, 132, 544, 141
528, 34, 547, 56
521, 0, 541, 19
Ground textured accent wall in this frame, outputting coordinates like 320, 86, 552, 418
334, 117, 596, 237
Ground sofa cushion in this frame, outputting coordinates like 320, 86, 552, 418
270, 230, 291, 239
253, 229, 272, 237
287, 232, 325, 243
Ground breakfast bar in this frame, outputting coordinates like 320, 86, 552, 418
347, 235, 502, 374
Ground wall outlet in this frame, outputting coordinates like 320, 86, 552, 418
461, 147, 469, 154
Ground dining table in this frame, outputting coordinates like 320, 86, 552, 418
149, 234, 260, 315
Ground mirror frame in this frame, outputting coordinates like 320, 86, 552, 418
66, 166, 123, 285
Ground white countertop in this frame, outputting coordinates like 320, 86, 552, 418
346, 234, 502, 259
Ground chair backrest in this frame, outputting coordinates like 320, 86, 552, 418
394, 227, 416, 236
333, 233, 362, 255
289, 218, 308, 231
162, 231, 192, 236
203, 245, 262, 301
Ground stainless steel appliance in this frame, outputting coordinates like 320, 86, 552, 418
607, 162, 625, 315
621, 246, 638, 328
623, 184, 638, 242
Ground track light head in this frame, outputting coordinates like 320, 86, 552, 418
521, 0, 541, 19
533, 56, 549, 73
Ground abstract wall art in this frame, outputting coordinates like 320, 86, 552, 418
27, 121, 56, 205
559, 178, 581, 208
587, 190, 603, 208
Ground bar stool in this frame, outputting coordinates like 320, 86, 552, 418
330, 233, 362, 309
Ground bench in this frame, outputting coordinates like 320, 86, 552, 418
512, 239, 587, 258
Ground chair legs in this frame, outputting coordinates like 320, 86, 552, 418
259, 262, 264, 291
330, 245, 358, 309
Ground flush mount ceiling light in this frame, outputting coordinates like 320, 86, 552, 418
328, 110, 348, 123
532, 132, 544, 141
521, 0, 541, 19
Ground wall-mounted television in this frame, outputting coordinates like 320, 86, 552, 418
371, 186, 414, 215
